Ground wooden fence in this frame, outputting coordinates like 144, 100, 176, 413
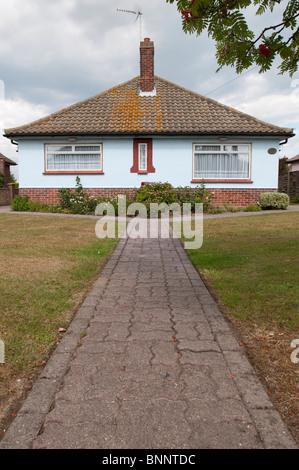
279, 170, 299, 201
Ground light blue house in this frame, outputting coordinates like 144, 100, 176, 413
4, 38, 294, 206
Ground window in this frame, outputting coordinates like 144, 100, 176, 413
138, 143, 147, 171
45, 144, 103, 172
131, 138, 155, 174
193, 143, 251, 181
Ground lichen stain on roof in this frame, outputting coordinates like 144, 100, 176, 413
110, 88, 144, 133
155, 95, 162, 132
109, 85, 163, 133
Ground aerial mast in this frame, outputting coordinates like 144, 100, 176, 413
117, 9, 143, 41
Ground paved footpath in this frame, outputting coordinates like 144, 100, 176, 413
0, 225, 297, 449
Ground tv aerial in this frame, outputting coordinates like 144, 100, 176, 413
117, 8, 143, 40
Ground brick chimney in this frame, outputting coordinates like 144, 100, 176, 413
139, 38, 155, 95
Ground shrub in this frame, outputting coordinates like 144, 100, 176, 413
9, 174, 19, 189
95, 193, 134, 216
176, 184, 214, 212
0, 173, 4, 188
293, 194, 299, 204
27, 200, 51, 213
135, 182, 214, 213
135, 182, 177, 205
259, 192, 289, 210
134, 182, 178, 215
206, 205, 226, 214
11, 195, 52, 212
243, 204, 262, 212
11, 195, 30, 211
58, 176, 98, 214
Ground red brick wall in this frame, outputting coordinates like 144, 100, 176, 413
19, 187, 276, 207
209, 188, 277, 207
19, 188, 136, 205
140, 38, 155, 93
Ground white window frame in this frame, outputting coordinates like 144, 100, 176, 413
138, 143, 148, 172
192, 143, 252, 181
45, 143, 103, 172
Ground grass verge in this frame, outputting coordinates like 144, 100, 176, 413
0, 214, 118, 437
184, 212, 299, 444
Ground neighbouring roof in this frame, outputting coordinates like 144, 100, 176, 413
4, 76, 294, 139
0, 153, 17, 165
287, 154, 299, 163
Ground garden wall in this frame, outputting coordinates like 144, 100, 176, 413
0, 185, 19, 206
0, 188, 10, 205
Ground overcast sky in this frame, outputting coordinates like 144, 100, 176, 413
1, 0, 298, 177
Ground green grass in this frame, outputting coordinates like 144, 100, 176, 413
0, 214, 118, 375
185, 212, 299, 330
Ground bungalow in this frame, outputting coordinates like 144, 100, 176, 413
3, 38, 294, 207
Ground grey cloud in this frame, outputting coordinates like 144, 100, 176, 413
0, 0, 298, 156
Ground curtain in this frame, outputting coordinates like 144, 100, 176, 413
194, 151, 249, 179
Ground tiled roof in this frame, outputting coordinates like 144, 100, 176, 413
4, 76, 294, 138
0, 153, 17, 165
287, 154, 299, 162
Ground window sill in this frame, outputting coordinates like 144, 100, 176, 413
137, 171, 148, 174
43, 171, 104, 175
191, 179, 253, 184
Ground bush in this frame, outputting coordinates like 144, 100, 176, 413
95, 193, 134, 216
134, 182, 214, 213
11, 195, 52, 212
259, 192, 289, 210
58, 176, 98, 214
135, 182, 177, 204
11, 195, 30, 211
207, 205, 226, 214
176, 184, 214, 212
10, 174, 19, 188
134, 182, 178, 215
243, 204, 262, 212
27, 200, 52, 213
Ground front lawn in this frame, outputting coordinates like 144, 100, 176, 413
185, 212, 299, 444
188, 212, 299, 330
0, 214, 118, 435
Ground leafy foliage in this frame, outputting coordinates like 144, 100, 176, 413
11, 195, 54, 212
58, 176, 98, 214
259, 191, 289, 209
135, 181, 214, 212
243, 203, 262, 211
166, 0, 299, 76
176, 183, 214, 211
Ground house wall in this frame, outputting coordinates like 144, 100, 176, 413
17, 136, 281, 206
0, 158, 11, 186
290, 161, 299, 172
